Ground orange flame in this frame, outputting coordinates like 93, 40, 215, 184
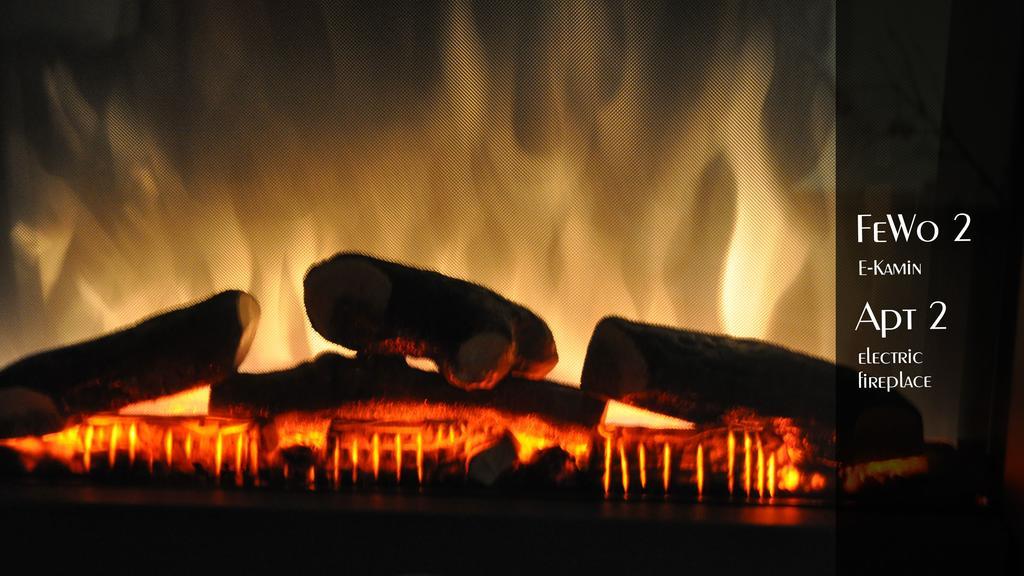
663, 442, 671, 493
727, 430, 735, 495
743, 432, 752, 497
164, 429, 173, 467
618, 441, 629, 494
395, 434, 403, 483
416, 433, 424, 485
83, 425, 94, 472
756, 436, 764, 499
214, 432, 223, 479
128, 423, 137, 465
350, 439, 359, 483
371, 433, 380, 481
108, 423, 120, 468
696, 443, 704, 499
638, 443, 647, 490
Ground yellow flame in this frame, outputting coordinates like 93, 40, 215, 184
372, 433, 380, 481
395, 434, 403, 484
618, 441, 629, 494
332, 441, 341, 487
638, 443, 647, 490
744, 432, 752, 497
128, 423, 137, 465
1, 5, 836, 388
602, 401, 694, 430
214, 432, 223, 479
696, 443, 704, 499
663, 442, 671, 493
350, 439, 359, 484
108, 423, 120, 468
119, 386, 211, 417
416, 433, 424, 485
164, 429, 173, 467
83, 425, 94, 472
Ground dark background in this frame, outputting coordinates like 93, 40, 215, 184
838, 0, 1023, 573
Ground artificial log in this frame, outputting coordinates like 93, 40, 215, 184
580, 317, 836, 425
209, 353, 604, 430
303, 253, 557, 390
467, 432, 519, 486
0, 290, 259, 436
581, 317, 924, 466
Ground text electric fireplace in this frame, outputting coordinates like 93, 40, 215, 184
1, 1, 1020, 574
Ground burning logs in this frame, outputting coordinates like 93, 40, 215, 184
580, 317, 835, 425
210, 353, 604, 430
0, 290, 259, 436
303, 253, 557, 390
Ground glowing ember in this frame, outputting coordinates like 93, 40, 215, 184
638, 443, 647, 490
727, 430, 735, 495
663, 442, 671, 492
602, 400, 694, 430
744, 432, 752, 497
842, 456, 928, 493
597, 422, 829, 499
696, 443, 704, 499
119, 385, 211, 416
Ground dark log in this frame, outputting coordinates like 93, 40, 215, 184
303, 252, 557, 390
581, 317, 924, 466
0, 290, 259, 435
467, 432, 519, 486
209, 353, 604, 430
580, 317, 836, 425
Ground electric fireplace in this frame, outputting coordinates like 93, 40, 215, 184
1, 1, 1020, 574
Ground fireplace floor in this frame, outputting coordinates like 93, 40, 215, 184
0, 482, 835, 574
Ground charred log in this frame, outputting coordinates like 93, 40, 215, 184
581, 317, 924, 466
467, 432, 519, 486
210, 353, 603, 430
303, 252, 557, 390
0, 290, 259, 436
580, 317, 836, 425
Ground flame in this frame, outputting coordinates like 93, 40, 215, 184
332, 441, 341, 487
768, 453, 776, 499
372, 433, 380, 481
83, 425, 93, 472
119, 386, 211, 417
0, 3, 835, 387
743, 432, 752, 497
618, 441, 629, 494
350, 439, 359, 483
214, 432, 223, 479
128, 422, 137, 465
416, 433, 424, 485
638, 443, 647, 490
696, 443, 704, 499
108, 423, 120, 468
394, 434, 403, 484
842, 456, 928, 493
756, 437, 765, 499
601, 400, 694, 430
663, 443, 671, 492
727, 430, 735, 495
